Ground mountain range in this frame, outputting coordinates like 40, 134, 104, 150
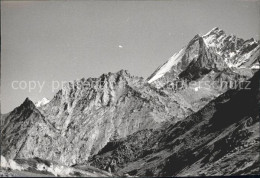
1, 27, 259, 177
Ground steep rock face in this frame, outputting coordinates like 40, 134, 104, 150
178, 35, 227, 81
1, 70, 193, 166
90, 70, 260, 176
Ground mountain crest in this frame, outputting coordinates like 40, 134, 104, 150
203, 27, 225, 37
20, 97, 36, 110
8, 97, 38, 115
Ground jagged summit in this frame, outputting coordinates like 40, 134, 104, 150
202, 27, 225, 37
19, 97, 36, 110
7, 97, 39, 116
202, 27, 242, 49
202, 28, 259, 68
116, 69, 131, 76
203, 27, 258, 43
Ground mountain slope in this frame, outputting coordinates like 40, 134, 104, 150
90, 70, 260, 176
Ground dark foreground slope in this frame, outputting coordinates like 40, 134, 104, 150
89, 70, 260, 176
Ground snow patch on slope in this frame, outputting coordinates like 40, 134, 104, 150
1, 155, 25, 171
203, 35, 217, 47
148, 48, 185, 83
251, 64, 260, 69
203, 27, 219, 37
236, 45, 260, 68
35, 98, 50, 107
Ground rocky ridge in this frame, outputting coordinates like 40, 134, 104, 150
1, 70, 195, 166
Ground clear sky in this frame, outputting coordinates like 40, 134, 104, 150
1, 0, 259, 113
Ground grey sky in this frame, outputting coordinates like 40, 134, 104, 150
1, 0, 259, 113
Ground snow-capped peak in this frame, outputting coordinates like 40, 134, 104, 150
35, 97, 50, 107
147, 27, 259, 84
202, 27, 227, 47
203, 27, 222, 37
202, 27, 260, 69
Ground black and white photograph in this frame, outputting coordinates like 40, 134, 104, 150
1, 0, 259, 177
